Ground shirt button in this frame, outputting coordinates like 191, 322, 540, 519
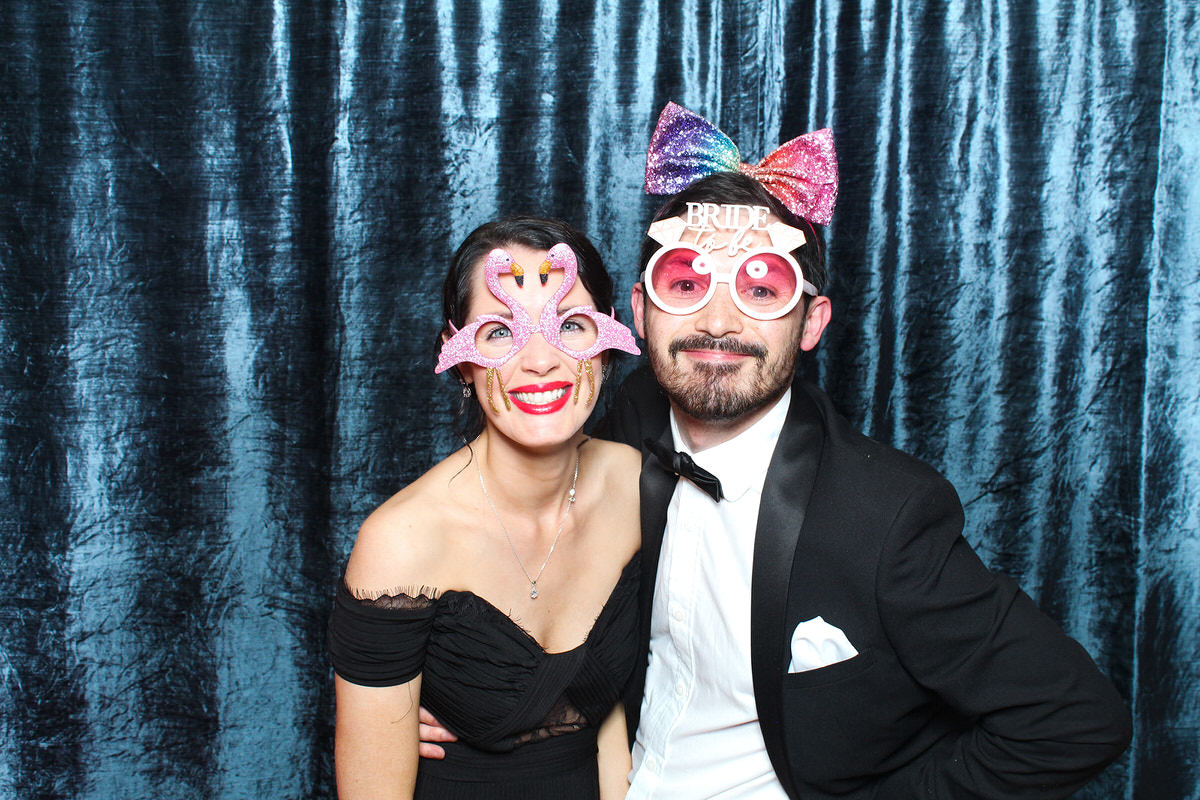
675, 680, 687, 697
670, 604, 684, 621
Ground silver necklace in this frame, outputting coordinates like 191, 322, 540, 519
476, 452, 579, 600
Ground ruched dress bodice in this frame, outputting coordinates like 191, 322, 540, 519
328, 553, 640, 798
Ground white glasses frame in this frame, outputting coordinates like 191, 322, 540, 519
641, 244, 818, 321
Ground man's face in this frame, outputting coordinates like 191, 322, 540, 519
631, 209, 830, 423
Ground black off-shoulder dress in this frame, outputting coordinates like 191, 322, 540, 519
328, 553, 640, 799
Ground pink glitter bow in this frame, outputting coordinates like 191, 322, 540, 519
644, 101, 839, 226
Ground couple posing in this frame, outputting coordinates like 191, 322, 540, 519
327, 103, 1130, 798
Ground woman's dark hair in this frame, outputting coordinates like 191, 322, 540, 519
438, 215, 618, 440
638, 171, 829, 294
442, 216, 615, 331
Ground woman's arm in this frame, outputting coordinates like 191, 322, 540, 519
335, 674, 422, 800
597, 702, 631, 800
332, 474, 454, 799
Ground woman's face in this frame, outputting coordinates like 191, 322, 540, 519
460, 243, 604, 451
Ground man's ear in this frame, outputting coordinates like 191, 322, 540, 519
631, 282, 647, 339
799, 296, 832, 351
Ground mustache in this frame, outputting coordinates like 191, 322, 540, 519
668, 335, 767, 361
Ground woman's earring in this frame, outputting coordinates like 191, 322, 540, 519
462, 384, 473, 398
574, 360, 596, 405
486, 367, 511, 414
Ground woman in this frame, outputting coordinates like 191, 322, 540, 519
328, 217, 643, 799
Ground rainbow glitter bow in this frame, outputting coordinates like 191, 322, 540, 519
644, 101, 839, 226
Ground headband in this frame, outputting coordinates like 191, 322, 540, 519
644, 101, 839, 226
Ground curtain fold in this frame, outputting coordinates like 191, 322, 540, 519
1, 1, 1195, 797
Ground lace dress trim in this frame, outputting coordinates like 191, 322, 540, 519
348, 585, 440, 610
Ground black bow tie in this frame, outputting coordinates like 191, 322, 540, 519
644, 437, 724, 502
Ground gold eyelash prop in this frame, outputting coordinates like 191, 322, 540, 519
574, 359, 596, 405
486, 367, 512, 414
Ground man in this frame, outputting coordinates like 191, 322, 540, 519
421, 105, 1130, 797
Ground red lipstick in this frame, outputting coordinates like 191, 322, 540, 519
507, 381, 573, 414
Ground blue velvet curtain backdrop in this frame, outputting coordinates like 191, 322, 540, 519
2, 1, 1197, 797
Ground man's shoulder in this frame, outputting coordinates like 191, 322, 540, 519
790, 382, 965, 558
796, 381, 950, 492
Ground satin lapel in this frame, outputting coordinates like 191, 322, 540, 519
627, 424, 678, 738
751, 387, 824, 799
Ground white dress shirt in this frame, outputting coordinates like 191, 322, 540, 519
628, 389, 792, 799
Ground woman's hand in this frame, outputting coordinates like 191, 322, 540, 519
417, 706, 458, 760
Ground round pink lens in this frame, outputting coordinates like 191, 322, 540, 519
649, 248, 712, 309
734, 253, 798, 313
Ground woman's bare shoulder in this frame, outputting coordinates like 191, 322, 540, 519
584, 437, 642, 466
583, 438, 643, 486
580, 438, 642, 553
343, 449, 476, 596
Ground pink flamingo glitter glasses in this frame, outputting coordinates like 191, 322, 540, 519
435, 243, 640, 374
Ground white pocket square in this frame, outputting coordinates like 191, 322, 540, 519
787, 616, 859, 673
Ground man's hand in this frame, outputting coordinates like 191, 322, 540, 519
417, 707, 457, 760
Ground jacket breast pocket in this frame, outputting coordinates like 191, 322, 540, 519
783, 648, 877, 688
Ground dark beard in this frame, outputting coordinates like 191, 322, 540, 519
652, 334, 795, 421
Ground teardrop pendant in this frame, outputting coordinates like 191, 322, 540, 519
530, 584, 539, 600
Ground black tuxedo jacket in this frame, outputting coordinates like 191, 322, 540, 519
597, 366, 1130, 799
